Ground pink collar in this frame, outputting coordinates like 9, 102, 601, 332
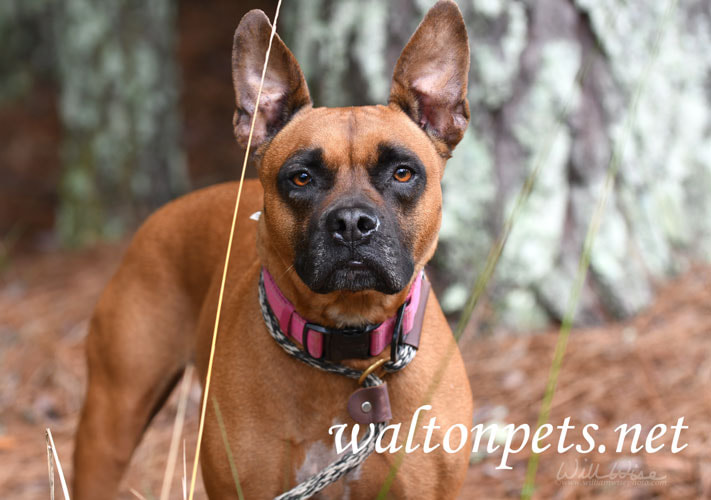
261, 268, 427, 361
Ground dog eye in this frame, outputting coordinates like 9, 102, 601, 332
393, 167, 413, 183
291, 171, 312, 187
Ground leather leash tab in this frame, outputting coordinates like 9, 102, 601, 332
347, 383, 392, 425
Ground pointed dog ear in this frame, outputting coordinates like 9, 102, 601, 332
232, 10, 311, 151
389, 0, 470, 154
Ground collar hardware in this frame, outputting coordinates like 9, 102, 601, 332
304, 322, 380, 363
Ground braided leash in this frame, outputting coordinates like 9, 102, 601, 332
258, 273, 417, 499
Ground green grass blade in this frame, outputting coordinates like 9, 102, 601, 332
521, 2, 678, 497
212, 397, 245, 500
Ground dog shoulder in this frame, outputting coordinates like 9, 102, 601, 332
115, 180, 263, 290
137, 180, 262, 246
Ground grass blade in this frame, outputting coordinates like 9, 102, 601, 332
212, 397, 245, 500
45, 428, 70, 500
520, 1, 678, 497
160, 365, 195, 500
129, 488, 149, 500
188, 1, 283, 498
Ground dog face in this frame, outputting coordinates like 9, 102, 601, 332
232, 1, 470, 296
263, 106, 441, 295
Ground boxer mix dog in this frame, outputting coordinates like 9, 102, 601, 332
73, 1, 474, 498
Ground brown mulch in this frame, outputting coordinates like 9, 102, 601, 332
0, 245, 205, 500
459, 266, 711, 499
1, 245, 710, 499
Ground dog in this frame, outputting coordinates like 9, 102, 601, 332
73, 1, 473, 498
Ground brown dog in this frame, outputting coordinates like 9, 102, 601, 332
73, 1, 473, 498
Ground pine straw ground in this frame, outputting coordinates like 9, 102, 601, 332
1, 244, 710, 499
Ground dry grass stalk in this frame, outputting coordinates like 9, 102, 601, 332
182, 440, 187, 500
187, 1, 283, 499
129, 487, 149, 500
159, 365, 195, 500
45, 428, 70, 500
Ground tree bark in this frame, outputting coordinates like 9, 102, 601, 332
281, 0, 711, 330
54, 0, 188, 245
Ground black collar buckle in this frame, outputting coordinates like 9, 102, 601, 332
303, 322, 380, 363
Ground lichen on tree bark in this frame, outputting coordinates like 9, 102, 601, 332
54, 0, 188, 245
282, 0, 711, 330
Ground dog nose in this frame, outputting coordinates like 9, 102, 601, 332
327, 207, 379, 243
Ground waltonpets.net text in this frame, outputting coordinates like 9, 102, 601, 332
328, 405, 689, 469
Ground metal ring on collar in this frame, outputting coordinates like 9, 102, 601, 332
358, 358, 388, 386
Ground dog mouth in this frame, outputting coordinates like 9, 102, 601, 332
295, 245, 413, 295
334, 256, 381, 285
322, 258, 394, 293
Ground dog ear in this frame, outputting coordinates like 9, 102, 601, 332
389, 0, 470, 154
232, 10, 311, 151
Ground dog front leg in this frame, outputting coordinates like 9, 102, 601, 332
73, 270, 195, 499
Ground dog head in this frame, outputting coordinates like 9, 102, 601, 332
232, 1, 469, 303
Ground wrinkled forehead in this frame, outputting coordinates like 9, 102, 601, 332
261, 105, 442, 174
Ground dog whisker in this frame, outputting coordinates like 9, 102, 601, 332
278, 264, 295, 281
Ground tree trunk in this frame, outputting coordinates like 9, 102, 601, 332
54, 0, 188, 245
281, 0, 711, 330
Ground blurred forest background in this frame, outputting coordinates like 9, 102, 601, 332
2, 0, 711, 332
2, 0, 711, 498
